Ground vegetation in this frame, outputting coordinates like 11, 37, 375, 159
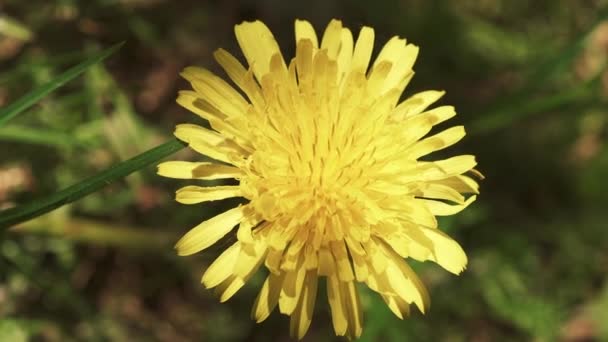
1, 0, 607, 340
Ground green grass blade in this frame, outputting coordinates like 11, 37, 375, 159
0, 125, 83, 148
0, 42, 124, 127
0, 138, 186, 229
522, 7, 608, 90
469, 75, 601, 135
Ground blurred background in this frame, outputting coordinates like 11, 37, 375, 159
1, 0, 608, 341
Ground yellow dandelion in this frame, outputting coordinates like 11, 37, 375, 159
158, 18, 480, 339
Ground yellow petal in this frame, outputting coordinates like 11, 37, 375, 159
432, 175, 480, 194
176, 91, 251, 147
180, 66, 249, 117
381, 242, 430, 313
234, 241, 267, 280
265, 247, 283, 275
234, 20, 285, 81
295, 19, 318, 47
351, 26, 374, 72
362, 239, 388, 274
336, 28, 353, 81
237, 215, 263, 245
382, 233, 411, 259
320, 19, 342, 59
318, 247, 336, 276
279, 256, 307, 315
330, 240, 355, 282
396, 106, 456, 145
215, 274, 245, 302
213, 49, 265, 109
157, 161, 243, 180
289, 270, 318, 339
364, 264, 396, 296
423, 194, 477, 216
252, 272, 285, 323
303, 244, 318, 270
213, 48, 247, 87
399, 200, 438, 229
381, 294, 410, 319
174, 123, 223, 144
408, 126, 466, 159
281, 228, 309, 271
201, 242, 241, 288
175, 185, 242, 204
384, 260, 425, 311
394, 90, 446, 119
175, 205, 246, 256
341, 281, 363, 339
371, 36, 418, 95
433, 155, 477, 176
413, 183, 465, 204
326, 275, 347, 336
295, 39, 315, 89
419, 226, 468, 274
345, 238, 369, 282
174, 124, 247, 164
216, 243, 266, 303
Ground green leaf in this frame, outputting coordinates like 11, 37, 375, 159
0, 138, 186, 229
0, 42, 124, 127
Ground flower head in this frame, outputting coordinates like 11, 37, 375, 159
159, 19, 480, 339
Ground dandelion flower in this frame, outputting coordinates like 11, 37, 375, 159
158, 19, 480, 339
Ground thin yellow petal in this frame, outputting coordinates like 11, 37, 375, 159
432, 175, 480, 194
327, 275, 347, 336
265, 247, 283, 275
174, 123, 247, 163
393, 90, 446, 119
237, 215, 263, 245
213, 49, 265, 108
215, 274, 245, 302
175, 206, 246, 256
433, 155, 477, 176
414, 183, 465, 204
180, 66, 249, 117
289, 270, 318, 339
384, 243, 430, 313
157, 161, 242, 180
351, 26, 374, 72
233, 240, 267, 279
252, 273, 285, 323
397, 106, 457, 146
381, 294, 410, 319
419, 226, 468, 274
175, 185, 242, 204
336, 28, 354, 83
279, 256, 307, 315
342, 281, 363, 339
295, 19, 318, 47
370, 36, 418, 95
201, 242, 241, 288
345, 238, 369, 282
423, 195, 477, 216
320, 19, 342, 59
330, 240, 355, 282
234, 20, 285, 80
317, 247, 336, 276
407, 126, 466, 159
176, 91, 251, 147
